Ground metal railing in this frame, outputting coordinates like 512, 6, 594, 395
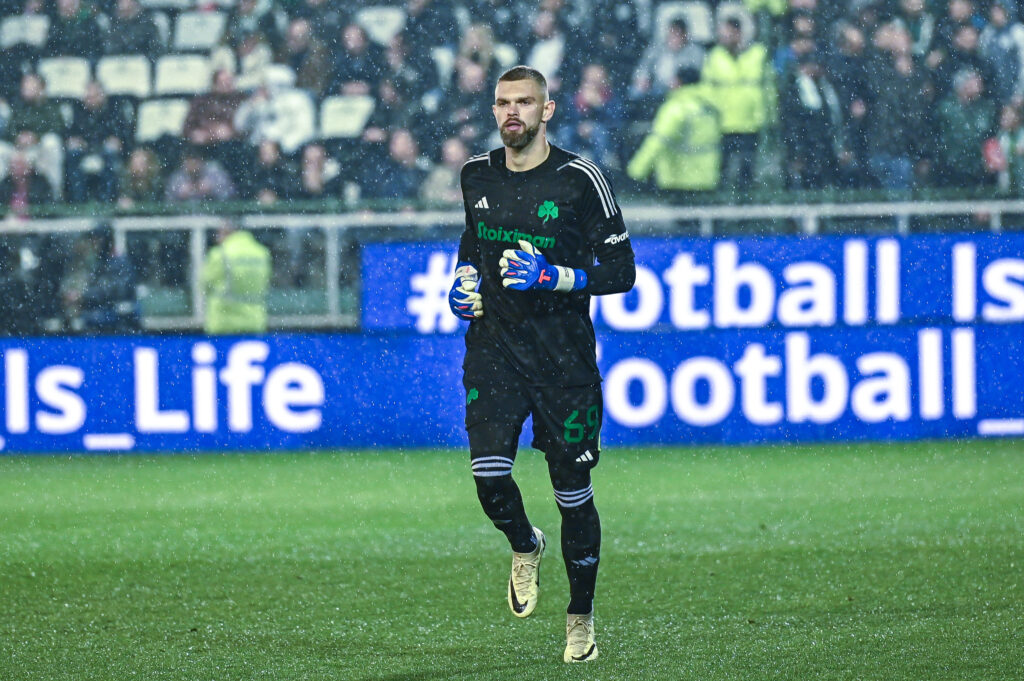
4, 198, 1023, 330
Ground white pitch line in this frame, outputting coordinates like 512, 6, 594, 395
83, 433, 136, 451
977, 419, 1024, 436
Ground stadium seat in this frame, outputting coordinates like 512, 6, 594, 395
354, 6, 406, 46
235, 62, 294, 92
430, 46, 455, 89
37, 57, 91, 99
0, 14, 49, 49
319, 95, 375, 139
270, 90, 316, 154
655, 1, 713, 44
493, 43, 518, 68
135, 97, 190, 142
96, 55, 153, 98
172, 10, 227, 52
152, 9, 171, 47
154, 54, 212, 96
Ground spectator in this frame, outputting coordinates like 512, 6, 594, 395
294, 143, 340, 200
382, 33, 436, 106
164, 147, 237, 203
232, 31, 276, 90
935, 67, 996, 187
464, 0, 526, 53
327, 23, 383, 96
864, 22, 934, 189
932, 23, 996, 99
0, 237, 37, 336
202, 220, 272, 335
631, 18, 706, 104
234, 77, 317, 155
287, 0, 346, 44
364, 128, 429, 200
570, 0, 643, 91
276, 18, 331, 98
457, 23, 501, 81
117, 146, 163, 208
419, 136, 468, 205
58, 230, 97, 330
444, 58, 493, 150
627, 67, 722, 194
225, 0, 283, 53
702, 16, 771, 190
894, 0, 938, 59
561, 63, 625, 168
47, 0, 103, 60
239, 139, 296, 204
980, 0, 1024, 106
77, 224, 140, 334
2, 72, 65, 194
828, 23, 872, 187
773, 11, 817, 77
404, 0, 459, 56
104, 0, 163, 60
523, 10, 567, 92
989, 103, 1024, 192
65, 81, 130, 203
183, 69, 248, 174
779, 53, 843, 189
0, 152, 53, 216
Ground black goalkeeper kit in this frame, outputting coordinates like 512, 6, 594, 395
458, 144, 635, 615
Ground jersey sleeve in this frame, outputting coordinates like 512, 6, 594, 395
571, 161, 635, 295
457, 166, 481, 267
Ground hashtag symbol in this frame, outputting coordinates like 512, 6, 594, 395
407, 252, 460, 334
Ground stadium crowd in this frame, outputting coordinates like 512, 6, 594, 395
3, 0, 1024, 212
3, 0, 1024, 333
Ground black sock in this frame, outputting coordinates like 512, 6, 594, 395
475, 475, 536, 553
560, 498, 600, 615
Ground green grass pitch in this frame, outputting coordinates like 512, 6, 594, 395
2, 440, 1022, 680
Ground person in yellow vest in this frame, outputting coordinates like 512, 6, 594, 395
201, 220, 272, 334
627, 67, 721, 196
701, 16, 770, 190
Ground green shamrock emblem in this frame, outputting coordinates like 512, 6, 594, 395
467, 388, 479, 405
538, 201, 559, 223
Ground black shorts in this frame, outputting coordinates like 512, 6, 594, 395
463, 346, 602, 470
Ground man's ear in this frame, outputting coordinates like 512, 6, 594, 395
542, 99, 556, 123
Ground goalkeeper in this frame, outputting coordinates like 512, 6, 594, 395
449, 65, 635, 663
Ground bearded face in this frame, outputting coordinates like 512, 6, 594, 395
499, 116, 542, 149
493, 78, 552, 152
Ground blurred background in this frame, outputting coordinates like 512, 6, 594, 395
1, 0, 1023, 333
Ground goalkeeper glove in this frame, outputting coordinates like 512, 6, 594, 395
449, 262, 483, 320
499, 240, 587, 292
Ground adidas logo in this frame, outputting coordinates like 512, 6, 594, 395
474, 196, 490, 209
575, 450, 594, 464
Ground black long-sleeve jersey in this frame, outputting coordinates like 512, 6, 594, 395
458, 144, 636, 387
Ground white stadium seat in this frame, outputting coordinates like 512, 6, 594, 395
355, 6, 406, 46
96, 55, 153, 98
38, 57, 91, 99
154, 54, 212, 95
135, 97, 190, 142
271, 90, 316, 154
655, 2, 713, 44
172, 10, 227, 52
319, 95, 375, 139
0, 14, 49, 49
430, 46, 455, 89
